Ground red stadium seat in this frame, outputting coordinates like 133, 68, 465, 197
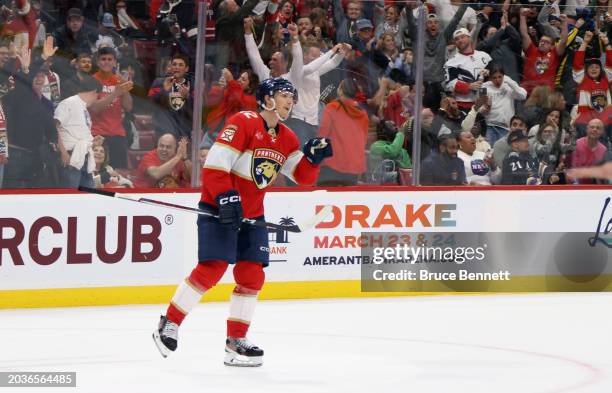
128, 150, 148, 170
398, 168, 413, 185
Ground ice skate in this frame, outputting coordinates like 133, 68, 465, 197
152, 315, 178, 358
224, 337, 264, 367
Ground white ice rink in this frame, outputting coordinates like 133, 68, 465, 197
2, 293, 612, 393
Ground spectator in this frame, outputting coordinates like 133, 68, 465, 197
572, 30, 612, 141
92, 143, 133, 188
286, 42, 348, 144
482, 62, 528, 145
531, 121, 572, 170
461, 92, 492, 150
148, 53, 194, 141
457, 130, 500, 185
136, 133, 191, 188
569, 118, 607, 183
406, 4, 467, 110
214, 0, 259, 72
114, 0, 143, 38
374, 5, 407, 48
377, 32, 400, 72
429, 0, 477, 31
53, 8, 97, 79
393, 47, 413, 82
198, 133, 214, 168
501, 132, 552, 185
89, 47, 134, 169
519, 8, 569, 95
205, 68, 258, 138
54, 75, 104, 188
61, 52, 93, 99
244, 18, 302, 81
476, 11, 522, 84
317, 77, 369, 186
431, 95, 467, 137
444, 28, 492, 110
334, 0, 363, 44
420, 134, 467, 185
384, 81, 415, 128
95, 12, 127, 54
38, 52, 62, 108
2, 43, 59, 188
520, 85, 552, 129
401, 107, 437, 161
154, 0, 197, 72
369, 119, 412, 175
493, 115, 528, 169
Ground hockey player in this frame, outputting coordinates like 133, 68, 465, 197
152, 77, 333, 366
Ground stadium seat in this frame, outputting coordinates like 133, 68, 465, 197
133, 113, 154, 130
128, 150, 148, 170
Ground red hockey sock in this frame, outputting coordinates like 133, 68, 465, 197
166, 260, 228, 325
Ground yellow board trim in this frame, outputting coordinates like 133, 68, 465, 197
1, 276, 612, 309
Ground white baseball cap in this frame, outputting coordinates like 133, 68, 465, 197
452, 28, 470, 39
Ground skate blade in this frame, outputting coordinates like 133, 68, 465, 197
224, 350, 263, 367
152, 331, 172, 358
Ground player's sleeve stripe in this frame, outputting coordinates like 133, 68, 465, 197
231, 150, 253, 179
281, 150, 303, 183
204, 144, 241, 172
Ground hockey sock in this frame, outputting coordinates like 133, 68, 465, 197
227, 261, 265, 338
167, 260, 228, 325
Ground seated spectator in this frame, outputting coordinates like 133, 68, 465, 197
501, 132, 559, 185
493, 115, 528, 169
420, 134, 467, 185
54, 75, 104, 188
457, 130, 500, 185
482, 62, 528, 146
92, 143, 133, 188
569, 118, 607, 183
520, 85, 552, 129
431, 95, 466, 137
317, 78, 369, 186
136, 133, 191, 188
572, 30, 612, 142
530, 122, 573, 172
369, 119, 412, 174
460, 94, 492, 152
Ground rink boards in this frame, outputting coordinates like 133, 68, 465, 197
1, 186, 612, 308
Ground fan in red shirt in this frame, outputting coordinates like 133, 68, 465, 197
89, 47, 133, 169
519, 8, 568, 95
136, 133, 191, 188
205, 68, 258, 137
153, 78, 333, 367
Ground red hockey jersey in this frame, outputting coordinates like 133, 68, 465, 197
573, 48, 612, 125
201, 111, 320, 218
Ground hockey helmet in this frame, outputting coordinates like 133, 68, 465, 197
256, 77, 298, 106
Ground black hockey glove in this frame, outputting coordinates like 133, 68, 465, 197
215, 190, 243, 230
303, 137, 333, 165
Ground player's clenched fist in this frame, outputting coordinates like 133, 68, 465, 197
303, 137, 333, 165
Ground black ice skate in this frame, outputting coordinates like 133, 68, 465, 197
152, 315, 178, 358
224, 337, 264, 367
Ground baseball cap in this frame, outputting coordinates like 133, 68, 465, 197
355, 19, 374, 30
67, 8, 83, 19
427, 13, 439, 20
452, 28, 470, 39
507, 132, 528, 144
101, 13, 115, 28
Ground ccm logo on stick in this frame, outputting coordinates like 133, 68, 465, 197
0, 216, 162, 266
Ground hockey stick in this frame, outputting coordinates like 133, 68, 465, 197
77, 186, 332, 233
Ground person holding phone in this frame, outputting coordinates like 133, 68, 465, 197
481, 62, 527, 145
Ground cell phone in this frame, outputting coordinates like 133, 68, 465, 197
479, 87, 488, 96
120, 70, 130, 80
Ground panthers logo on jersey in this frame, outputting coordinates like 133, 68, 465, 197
251, 148, 286, 189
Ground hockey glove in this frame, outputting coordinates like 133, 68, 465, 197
215, 190, 243, 230
303, 137, 333, 165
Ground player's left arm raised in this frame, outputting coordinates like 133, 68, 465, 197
281, 137, 333, 185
